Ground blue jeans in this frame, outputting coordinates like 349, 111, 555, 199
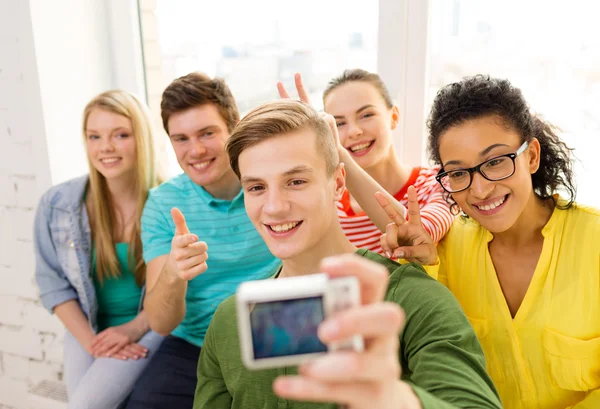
123, 335, 201, 409
63, 330, 164, 409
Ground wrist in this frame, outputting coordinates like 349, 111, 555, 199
124, 318, 148, 342
164, 256, 183, 284
82, 336, 94, 353
338, 148, 352, 164
394, 381, 422, 409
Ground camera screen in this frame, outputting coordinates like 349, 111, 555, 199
249, 296, 327, 359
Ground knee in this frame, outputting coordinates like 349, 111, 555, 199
68, 387, 127, 409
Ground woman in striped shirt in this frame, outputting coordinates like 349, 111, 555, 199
321, 69, 455, 254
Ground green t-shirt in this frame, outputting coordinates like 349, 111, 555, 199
194, 249, 502, 409
92, 243, 142, 331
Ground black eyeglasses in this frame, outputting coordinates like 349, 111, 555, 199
436, 141, 529, 194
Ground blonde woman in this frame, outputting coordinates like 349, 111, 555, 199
34, 90, 164, 409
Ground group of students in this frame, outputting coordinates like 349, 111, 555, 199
33, 68, 599, 409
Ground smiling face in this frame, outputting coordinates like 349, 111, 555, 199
239, 130, 345, 260
324, 81, 399, 170
85, 108, 136, 181
168, 104, 237, 195
439, 115, 541, 233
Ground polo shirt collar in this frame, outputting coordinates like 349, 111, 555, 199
190, 181, 244, 209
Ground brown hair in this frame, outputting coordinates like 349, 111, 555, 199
227, 100, 339, 178
160, 72, 240, 134
83, 90, 161, 286
323, 68, 394, 108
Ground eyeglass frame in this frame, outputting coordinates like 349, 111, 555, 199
435, 140, 530, 194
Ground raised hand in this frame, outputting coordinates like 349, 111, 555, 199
277, 73, 344, 155
277, 73, 311, 104
272, 254, 420, 409
376, 186, 437, 265
167, 207, 209, 281
320, 111, 344, 153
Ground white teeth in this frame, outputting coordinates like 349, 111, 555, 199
270, 222, 300, 233
477, 196, 506, 211
192, 160, 212, 170
101, 158, 120, 164
350, 142, 371, 152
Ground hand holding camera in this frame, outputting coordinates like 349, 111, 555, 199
239, 254, 420, 409
167, 207, 209, 281
237, 271, 364, 370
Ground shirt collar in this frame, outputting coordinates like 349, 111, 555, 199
482, 194, 568, 243
190, 179, 244, 209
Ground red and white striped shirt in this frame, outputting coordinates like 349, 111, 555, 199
337, 167, 455, 255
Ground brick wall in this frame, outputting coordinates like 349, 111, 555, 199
0, 0, 123, 406
0, 1, 65, 406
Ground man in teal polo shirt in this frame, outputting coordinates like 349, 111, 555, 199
193, 100, 502, 409
124, 72, 278, 409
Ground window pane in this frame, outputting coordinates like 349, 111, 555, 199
153, 0, 378, 176
155, 0, 378, 113
428, 0, 600, 206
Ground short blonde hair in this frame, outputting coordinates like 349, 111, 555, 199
227, 100, 339, 178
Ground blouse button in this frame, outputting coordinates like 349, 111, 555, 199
69, 241, 75, 248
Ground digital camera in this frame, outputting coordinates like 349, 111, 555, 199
236, 273, 364, 370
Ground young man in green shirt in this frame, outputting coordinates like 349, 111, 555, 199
193, 100, 502, 409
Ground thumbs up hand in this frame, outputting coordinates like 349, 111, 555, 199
376, 186, 437, 265
167, 207, 208, 281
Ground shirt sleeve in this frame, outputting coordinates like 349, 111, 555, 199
569, 390, 600, 409
141, 191, 174, 263
421, 258, 440, 282
34, 193, 78, 313
417, 177, 455, 244
393, 266, 502, 409
194, 305, 233, 409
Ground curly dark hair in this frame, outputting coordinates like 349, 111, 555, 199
427, 75, 576, 213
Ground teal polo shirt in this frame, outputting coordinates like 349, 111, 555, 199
141, 173, 279, 347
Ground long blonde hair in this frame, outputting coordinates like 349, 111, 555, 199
83, 90, 160, 286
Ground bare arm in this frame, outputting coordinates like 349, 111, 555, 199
54, 300, 96, 354
143, 208, 208, 336
143, 255, 188, 336
340, 148, 406, 232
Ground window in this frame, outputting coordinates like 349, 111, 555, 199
151, 0, 378, 175
428, 0, 600, 205
155, 0, 378, 111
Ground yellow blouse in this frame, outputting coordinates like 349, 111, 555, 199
427, 202, 600, 409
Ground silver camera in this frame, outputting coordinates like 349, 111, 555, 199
236, 273, 364, 370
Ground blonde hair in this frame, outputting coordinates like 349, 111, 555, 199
83, 90, 160, 286
227, 100, 339, 178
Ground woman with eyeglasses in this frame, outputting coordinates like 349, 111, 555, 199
377, 75, 599, 409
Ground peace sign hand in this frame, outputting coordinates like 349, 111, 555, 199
277, 73, 311, 104
376, 186, 437, 265
277, 73, 344, 153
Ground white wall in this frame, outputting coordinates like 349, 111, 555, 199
0, 0, 141, 407
377, 0, 431, 167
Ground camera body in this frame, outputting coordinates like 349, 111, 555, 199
237, 273, 364, 370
